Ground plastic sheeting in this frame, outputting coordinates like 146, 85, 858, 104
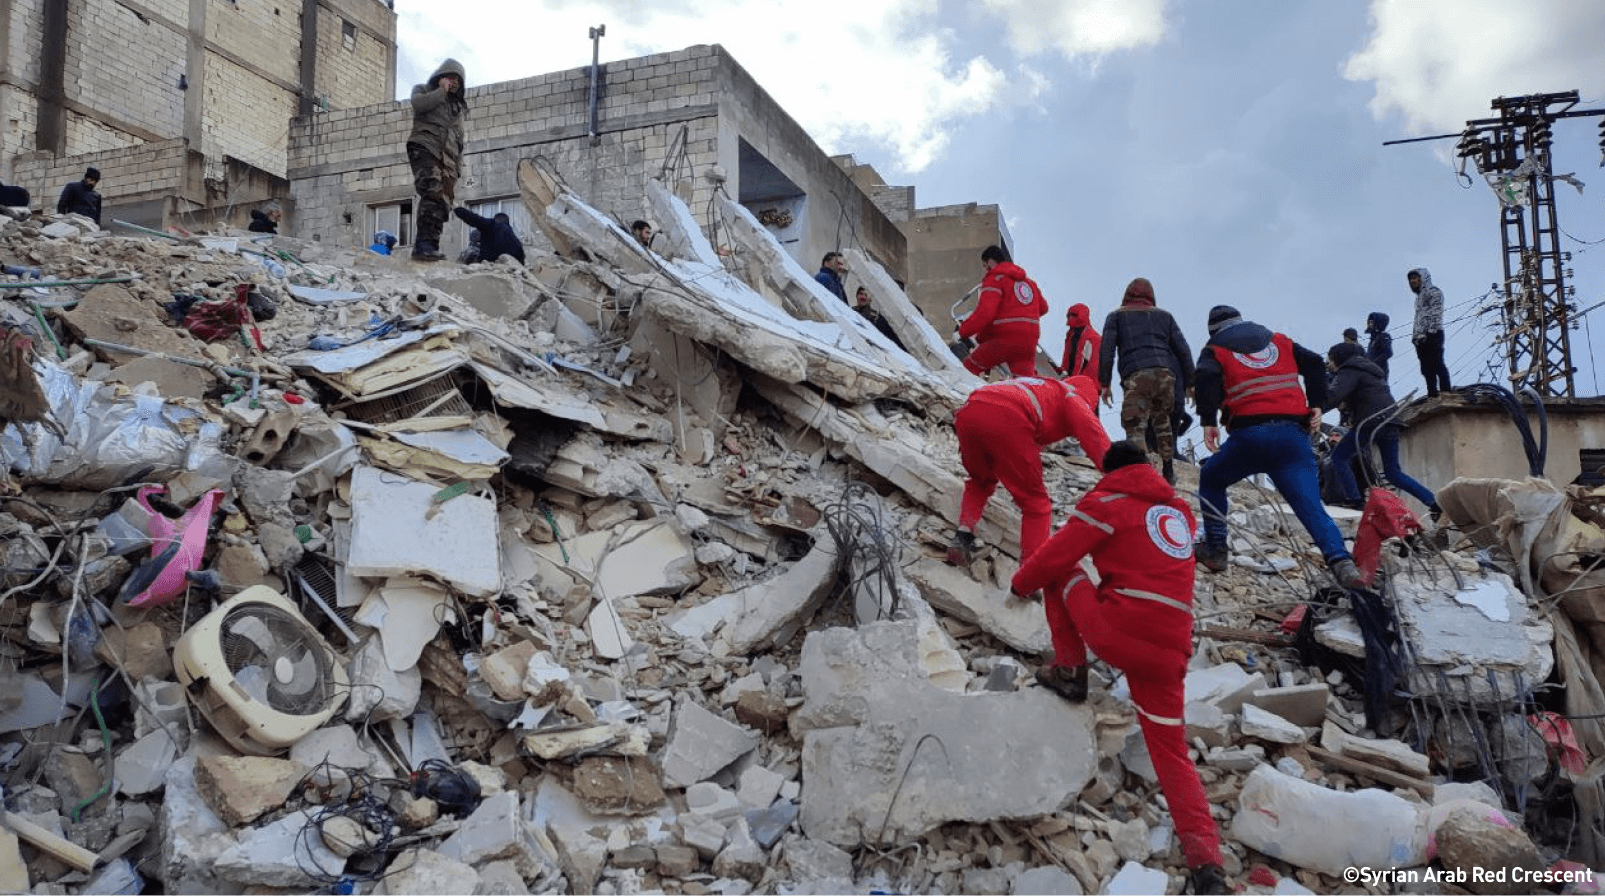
0, 359, 227, 489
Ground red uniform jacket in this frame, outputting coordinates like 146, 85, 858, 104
1060, 303, 1101, 379
960, 261, 1049, 343
965, 376, 1111, 468
1012, 462, 1197, 660
1209, 332, 1308, 420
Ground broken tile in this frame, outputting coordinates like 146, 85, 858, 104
661, 699, 759, 789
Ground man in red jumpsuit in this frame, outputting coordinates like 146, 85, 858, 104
1058, 302, 1101, 380
957, 245, 1048, 378
1011, 440, 1228, 895
947, 375, 1110, 567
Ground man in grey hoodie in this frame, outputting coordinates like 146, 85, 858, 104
1408, 268, 1450, 397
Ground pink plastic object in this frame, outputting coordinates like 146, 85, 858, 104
1352, 487, 1422, 585
126, 486, 221, 608
1530, 711, 1588, 776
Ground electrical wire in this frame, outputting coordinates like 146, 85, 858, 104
821, 479, 902, 622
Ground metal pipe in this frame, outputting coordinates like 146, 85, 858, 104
587, 24, 606, 143
0, 277, 136, 289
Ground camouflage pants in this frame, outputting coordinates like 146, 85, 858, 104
407, 142, 456, 245
1120, 366, 1177, 463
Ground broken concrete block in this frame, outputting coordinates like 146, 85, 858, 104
530, 517, 699, 601
1433, 805, 1545, 894
1110, 817, 1151, 863
661, 698, 759, 790
290, 724, 391, 781
355, 576, 456, 672
93, 621, 173, 680
475, 859, 531, 895
346, 465, 501, 596
687, 782, 744, 822
376, 847, 480, 895
215, 808, 345, 887
1184, 663, 1266, 715
159, 752, 233, 893
0, 829, 27, 893
1106, 862, 1169, 896
194, 754, 308, 826
656, 842, 700, 877
712, 816, 768, 881
481, 641, 537, 701
320, 815, 378, 858
1231, 765, 1426, 877
438, 791, 550, 879
346, 633, 423, 721
680, 814, 727, 860
1246, 683, 1330, 729
795, 620, 1093, 846
1240, 704, 1307, 744
547, 820, 607, 894
44, 749, 105, 810
1206, 746, 1265, 772
521, 721, 650, 760
715, 534, 841, 653
781, 837, 853, 890
735, 764, 785, 810
570, 756, 666, 815
732, 689, 791, 735
587, 597, 635, 660
116, 732, 182, 799
745, 799, 798, 849
1184, 701, 1233, 749
1011, 865, 1083, 895
1321, 726, 1431, 778
904, 558, 1052, 655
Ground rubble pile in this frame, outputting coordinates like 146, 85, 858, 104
0, 179, 1600, 895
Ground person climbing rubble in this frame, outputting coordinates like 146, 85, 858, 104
1324, 340, 1439, 517
407, 59, 467, 261
1009, 440, 1228, 896
453, 206, 525, 265
947, 374, 1110, 566
1057, 302, 1100, 380
957, 244, 1048, 378
55, 166, 102, 226
1193, 304, 1366, 589
247, 202, 282, 234
1097, 276, 1192, 484
370, 230, 397, 255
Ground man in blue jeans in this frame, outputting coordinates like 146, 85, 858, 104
1324, 341, 1440, 518
1193, 306, 1365, 589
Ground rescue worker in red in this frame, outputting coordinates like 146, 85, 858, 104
957, 245, 1048, 378
947, 375, 1110, 566
1010, 440, 1228, 896
1194, 305, 1365, 589
1058, 303, 1101, 380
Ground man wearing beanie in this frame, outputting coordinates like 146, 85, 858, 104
1010, 439, 1228, 895
1193, 305, 1366, 589
56, 167, 101, 226
1097, 277, 1193, 484
947, 375, 1110, 567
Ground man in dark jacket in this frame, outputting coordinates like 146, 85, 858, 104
1011, 440, 1228, 895
1194, 305, 1364, 589
853, 287, 904, 350
1098, 277, 1192, 483
453, 207, 525, 265
1324, 342, 1437, 514
248, 203, 281, 234
814, 252, 848, 302
1365, 311, 1393, 378
56, 167, 102, 225
408, 59, 467, 261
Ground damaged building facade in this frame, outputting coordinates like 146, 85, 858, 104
2, 29, 1605, 896
1, 0, 397, 230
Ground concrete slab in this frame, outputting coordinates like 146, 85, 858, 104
375, 848, 480, 895
194, 754, 308, 826
1246, 684, 1330, 729
905, 557, 1052, 654
115, 728, 181, 796
1184, 663, 1267, 715
720, 535, 841, 654
1240, 704, 1307, 744
158, 754, 232, 894
215, 809, 346, 887
346, 465, 500, 596
662, 698, 759, 790
529, 518, 700, 601
345, 633, 423, 720
794, 620, 1094, 846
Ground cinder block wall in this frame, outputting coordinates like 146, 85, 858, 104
14, 138, 190, 213
288, 46, 727, 255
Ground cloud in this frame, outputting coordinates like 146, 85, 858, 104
977, 0, 1169, 58
1344, 0, 1605, 133
395, 0, 1169, 175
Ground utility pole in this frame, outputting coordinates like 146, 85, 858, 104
1442, 92, 1604, 398
587, 25, 606, 146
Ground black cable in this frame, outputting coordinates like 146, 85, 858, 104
821, 479, 902, 622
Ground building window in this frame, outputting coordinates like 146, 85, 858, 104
341, 20, 357, 50
371, 201, 412, 248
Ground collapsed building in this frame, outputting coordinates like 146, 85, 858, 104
0, 156, 1603, 894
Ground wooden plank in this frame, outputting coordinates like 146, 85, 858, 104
1197, 625, 1293, 648
2, 811, 98, 872
1306, 745, 1435, 799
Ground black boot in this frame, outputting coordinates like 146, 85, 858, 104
411, 239, 444, 261
1188, 864, 1228, 895
1162, 459, 1175, 485
946, 530, 976, 566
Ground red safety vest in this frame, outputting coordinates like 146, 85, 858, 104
1209, 332, 1308, 418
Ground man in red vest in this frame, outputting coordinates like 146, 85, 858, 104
957, 245, 1048, 378
1193, 305, 1364, 589
948, 375, 1110, 566
1010, 440, 1228, 895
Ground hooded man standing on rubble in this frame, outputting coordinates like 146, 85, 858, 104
407, 59, 467, 262
1365, 311, 1393, 378
1408, 268, 1451, 398
1010, 439, 1228, 896
1059, 303, 1100, 380
1194, 305, 1366, 589
1098, 277, 1193, 484
947, 375, 1110, 567
958, 244, 1049, 378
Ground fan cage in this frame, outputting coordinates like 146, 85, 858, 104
218, 604, 338, 716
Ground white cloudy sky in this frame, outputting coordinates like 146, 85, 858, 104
394, 0, 1605, 424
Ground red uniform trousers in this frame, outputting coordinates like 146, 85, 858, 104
963, 324, 1039, 378
955, 399, 1051, 560
1049, 574, 1225, 870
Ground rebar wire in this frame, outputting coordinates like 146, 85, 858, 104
822, 479, 903, 623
